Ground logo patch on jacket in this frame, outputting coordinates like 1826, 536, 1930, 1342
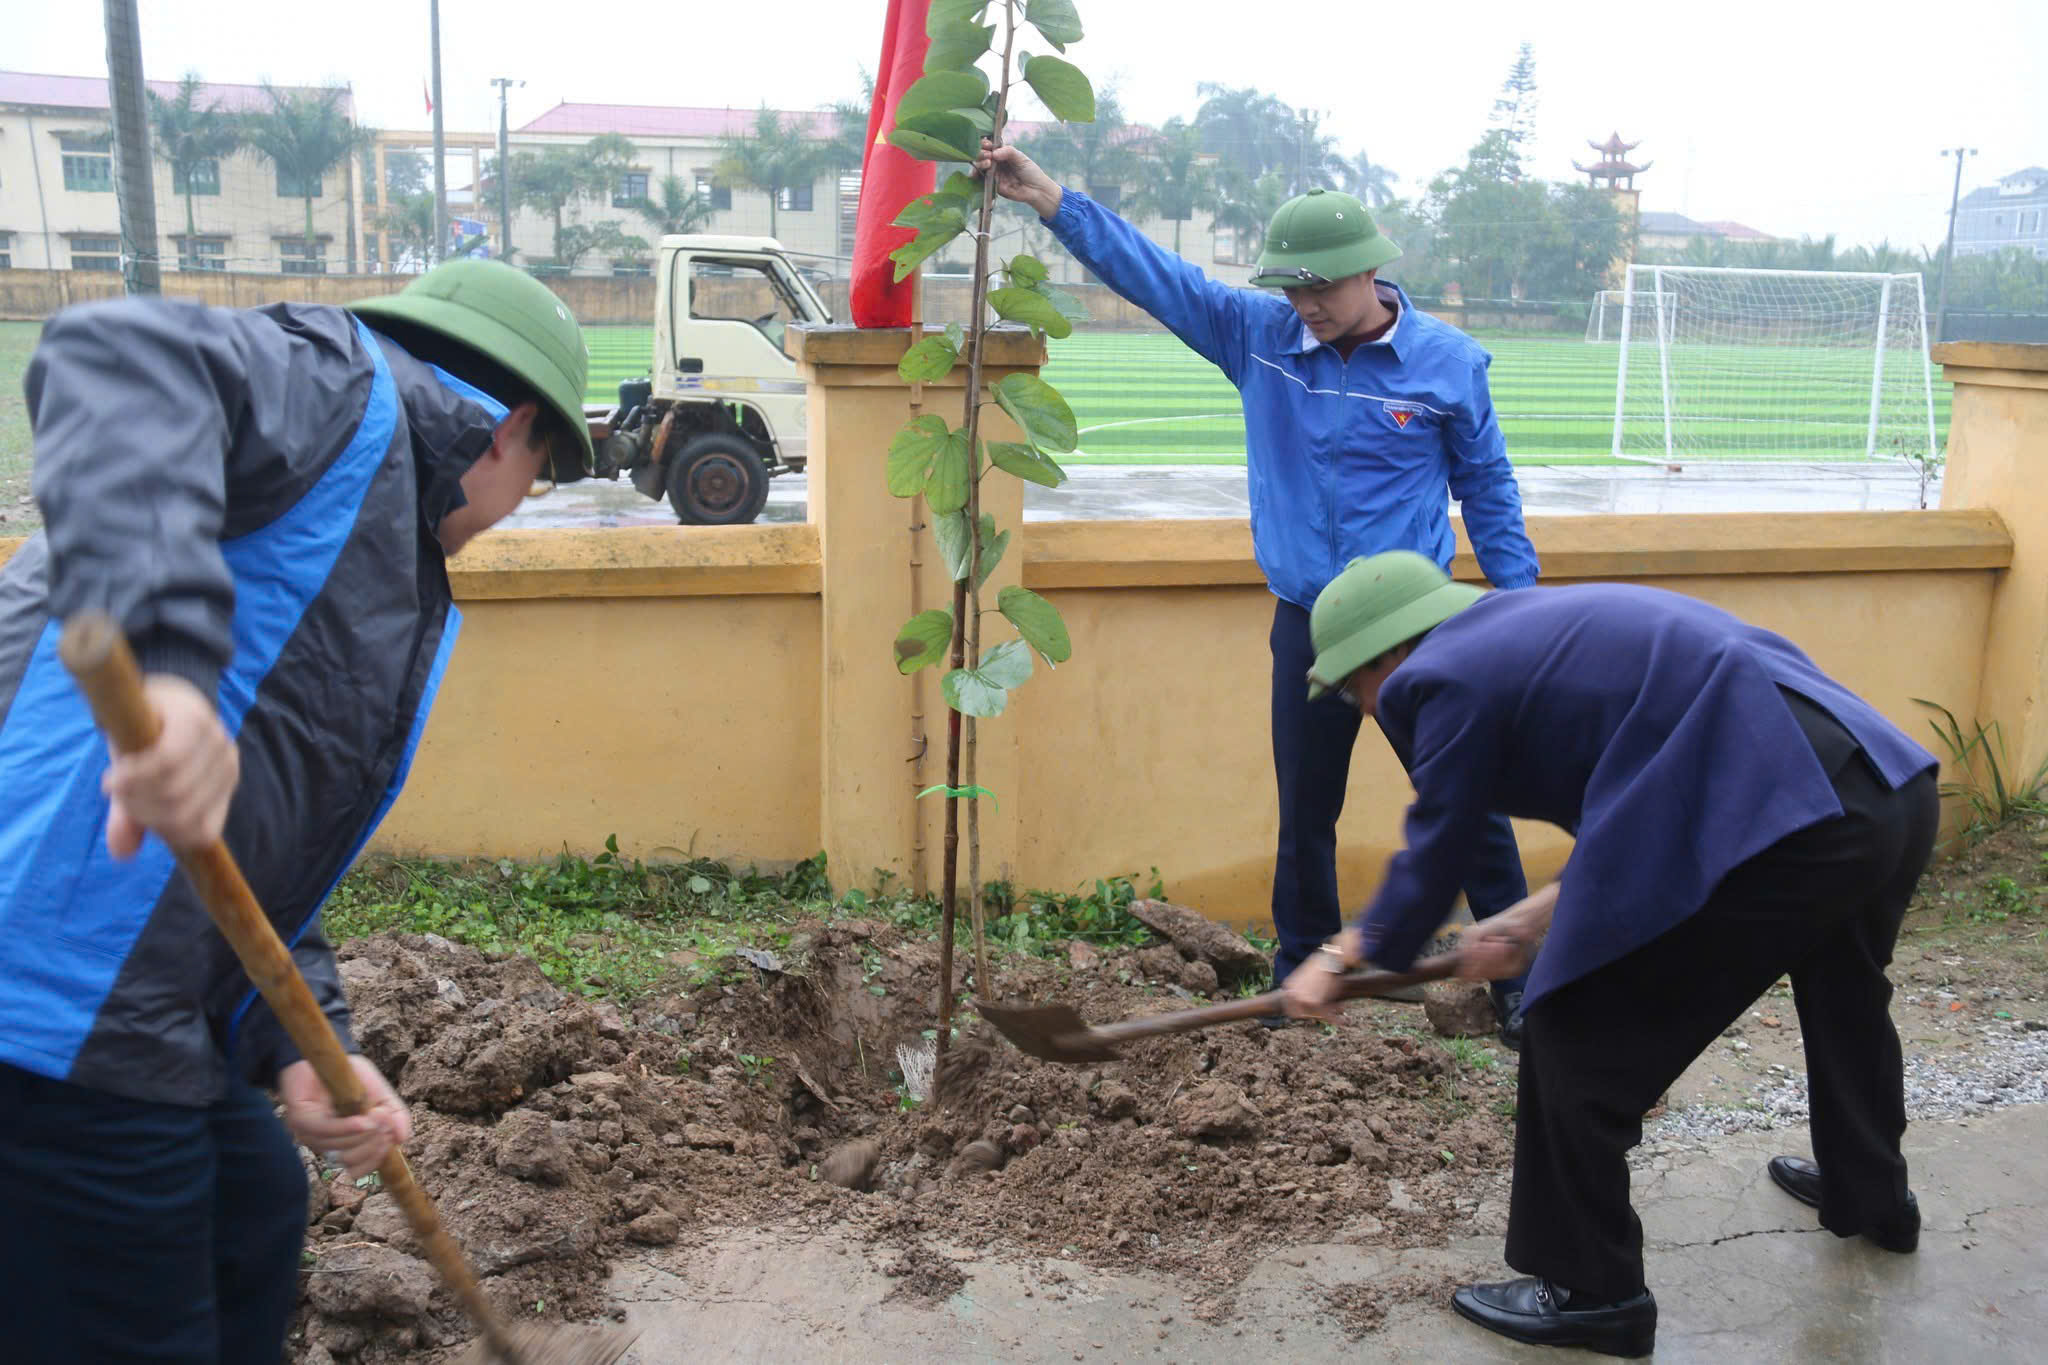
1383, 401, 1425, 428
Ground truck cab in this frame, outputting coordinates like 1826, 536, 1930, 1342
585, 235, 833, 524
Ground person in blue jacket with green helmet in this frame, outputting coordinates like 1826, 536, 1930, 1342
978, 140, 1541, 1039
0, 259, 592, 1363
1283, 552, 1939, 1357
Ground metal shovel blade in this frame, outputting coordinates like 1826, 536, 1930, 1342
974, 999, 1124, 1063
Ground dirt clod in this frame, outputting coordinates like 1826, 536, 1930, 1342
1422, 980, 1497, 1038
1127, 899, 1269, 984
818, 1139, 883, 1191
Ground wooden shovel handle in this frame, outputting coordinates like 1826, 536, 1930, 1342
1081, 952, 1462, 1047
59, 612, 526, 1365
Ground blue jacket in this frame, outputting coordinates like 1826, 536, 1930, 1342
1356, 584, 1938, 1004
0, 299, 495, 1106
1044, 190, 1539, 606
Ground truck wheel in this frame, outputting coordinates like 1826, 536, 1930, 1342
666, 434, 771, 525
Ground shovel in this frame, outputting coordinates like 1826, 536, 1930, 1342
61, 613, 638, 1365
975, 954, 1463, 1064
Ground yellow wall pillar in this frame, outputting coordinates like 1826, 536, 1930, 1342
787, 324, 1045, 896
1937, 341, 2048, 782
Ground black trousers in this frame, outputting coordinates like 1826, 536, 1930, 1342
1505, 736, 1940, 1302
0, 1062, 307, 1364
1268, 598, 1530, 982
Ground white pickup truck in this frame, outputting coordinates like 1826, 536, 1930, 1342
583, 235, 833, 524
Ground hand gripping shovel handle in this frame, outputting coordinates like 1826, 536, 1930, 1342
60, 613, 529, 1365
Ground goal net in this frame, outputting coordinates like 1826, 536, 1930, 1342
1584, 287, 1674, 343
1610, 265, 1938, 467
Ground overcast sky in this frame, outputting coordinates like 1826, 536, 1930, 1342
13, 0, 2043, 250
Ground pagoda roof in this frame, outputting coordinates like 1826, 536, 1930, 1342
1588, 131, 1640, 156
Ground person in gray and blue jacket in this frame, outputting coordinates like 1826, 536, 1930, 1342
0, 259, 590, 1364
978, 141, 1540, 1038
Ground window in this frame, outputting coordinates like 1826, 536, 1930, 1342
71, 235, 122, 271
60, 133, 113, 193
172, 159, 222, 196
694, 170, 730, 211
777, 183, 814, 213
1088, 183, 1121, 213
684, 256, 805, 352
276, 168, 323, 199
176, 237, 228, 272
0, 231, 11, 269
1213, 225, 1249, 266
614, 171, 649, 207
278, 238, 326, 275
2022, 211, 2042, 236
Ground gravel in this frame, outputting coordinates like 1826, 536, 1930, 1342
1642, 1018, 2048, 1145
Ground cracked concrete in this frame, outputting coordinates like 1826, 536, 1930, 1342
600, 1104, 2047, 1362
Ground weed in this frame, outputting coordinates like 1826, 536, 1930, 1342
736, 1053, 775, 1082
1915, 700, 2048, 841
979, 870, 1165, 958
1443, 1036, 1497, 1071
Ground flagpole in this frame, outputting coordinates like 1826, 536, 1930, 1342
428, 0, 447, 266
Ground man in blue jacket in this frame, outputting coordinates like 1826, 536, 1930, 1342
0, 260, 591, 1363
1283, 553, 1940, 1358
979, 143, 1540, 1039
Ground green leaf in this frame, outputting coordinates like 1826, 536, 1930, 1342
1035, 282, 1093, 323
987, 286, 1073, 338
1025, 0, 1085, 50
932, 510, 974, 582
1021, 54, 1095, 123
953, 105, 996, 136
988, 440, 1068, 488
888, 112, 981, 164
894, 193, 960, 230
924, 19, 995, 72
927, 0, 988, 32
887, 211, 967, 282
980, 638, 1034, 687
992, 373, 1079, 453
894, 608, 954, 674
942, 640, 1034, 717
887, 414, 950, 497
938, 171, 982, 201
916, 782, 999, 811
976, 517, 1011, 589
1009, 254, 1049, 287
897, 334, 960, 382
944, 321, 965, 350
895, 69, 990, 121
999, 585, 1072, 663
925, 430, 972, 514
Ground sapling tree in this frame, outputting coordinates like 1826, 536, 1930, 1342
884, 0, 1093, 1051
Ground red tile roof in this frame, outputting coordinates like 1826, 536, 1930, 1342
0, 70, 353, 117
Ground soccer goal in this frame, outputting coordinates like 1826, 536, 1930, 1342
1610, 264, 1939, 467
1584, 287, 1674, 343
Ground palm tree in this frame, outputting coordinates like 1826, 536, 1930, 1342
718, 107, 831, 240
374, 192, 437, 271
147, 74, 242, 243
502, 136, 636, 266
631, 175, 717, 237
1019, 87, 1141, 210
1193, 83, 1294, 184
1795, 234, 1838, 271
1341, 149, 1397, 208
242, 85, 363, 250
1128, 117, 1211, 257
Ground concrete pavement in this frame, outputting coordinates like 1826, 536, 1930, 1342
600, 1103, 2045, 1362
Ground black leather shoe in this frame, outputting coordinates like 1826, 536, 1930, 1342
1767, 1155, 1920, 1252
1491, 985, 1525, 1051
1451, 1277, 1656, 1358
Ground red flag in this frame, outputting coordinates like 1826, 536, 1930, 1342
850, 0, 936, 328
423, 79, 434, 116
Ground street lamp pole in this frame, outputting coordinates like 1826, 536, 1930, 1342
491, 77, 523, 260
1935, 146, 1976, 343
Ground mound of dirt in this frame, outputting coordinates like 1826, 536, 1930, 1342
289, 925, 1514, 1361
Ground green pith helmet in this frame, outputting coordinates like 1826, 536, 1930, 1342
1250, 188, 1402, 289
351, 260, 593, 473
1306, 552, 1482, 700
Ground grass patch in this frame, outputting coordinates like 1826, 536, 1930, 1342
324, 840, 1181, 999
0, 321, 43, 536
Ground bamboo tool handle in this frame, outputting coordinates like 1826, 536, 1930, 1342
1082, 953, 1462, 1047
59, 613, 527, 1365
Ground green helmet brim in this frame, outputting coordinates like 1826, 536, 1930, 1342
352, 290, 595, 473
1251, 232, 1402, 289
1306, 580, 1480, 699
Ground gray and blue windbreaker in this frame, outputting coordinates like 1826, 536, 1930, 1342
0, 297, 499, 1106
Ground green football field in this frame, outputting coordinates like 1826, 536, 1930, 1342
582, 326, 1951, 466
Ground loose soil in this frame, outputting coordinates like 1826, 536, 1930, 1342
290, 818, 2048, 1362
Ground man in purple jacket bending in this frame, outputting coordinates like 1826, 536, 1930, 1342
1283, 552, 1939, 1358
